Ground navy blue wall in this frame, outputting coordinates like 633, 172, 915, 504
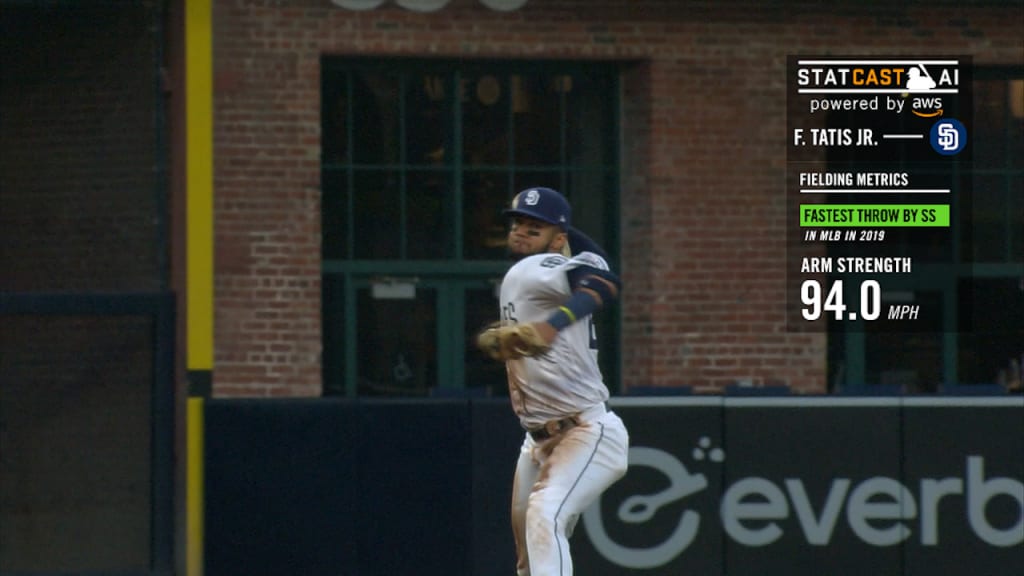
204, 397, 1024, 576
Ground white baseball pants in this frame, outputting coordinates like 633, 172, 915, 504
511, 407, 629, 576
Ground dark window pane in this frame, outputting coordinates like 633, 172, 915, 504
969, 174, 1009, 261
321, 169, 349, 260
406, 170, 450, 259
1010, 175, 1024, 259
322, 274, 347, 396
958, 278, 1024, 385
513, 74, 562, 165
566, 169, 613, 238
463, 171, 509, 260
351, 71, 400, 165
972, 77, 1023, 167
566, 72, 614, 168
462, 72, 510, 166
352, 170, 400, 259
1008, 79, 1024, 167
513, 171, 562, 195
963, 76, 1024, 263
973, 78, 1009, 169
357, 286, 436, 395
406, 72, 450, 166
322, 73, 349, 164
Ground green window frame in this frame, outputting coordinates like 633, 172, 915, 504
320, 58, 621, 397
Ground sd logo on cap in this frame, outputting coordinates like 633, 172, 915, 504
504, 187, 572, 230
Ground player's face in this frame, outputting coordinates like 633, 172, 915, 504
507, 216, 566, 258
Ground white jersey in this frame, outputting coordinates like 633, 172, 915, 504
499, 251, 611, 429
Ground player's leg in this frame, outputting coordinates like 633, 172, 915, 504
526, 412, 629, 576
511, 434, 540, 576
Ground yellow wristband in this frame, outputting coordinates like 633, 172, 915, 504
558, 305, 577, 323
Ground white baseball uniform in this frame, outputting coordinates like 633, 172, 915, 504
499, 251, 629, 576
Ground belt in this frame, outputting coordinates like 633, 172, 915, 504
528, 403, 606, 442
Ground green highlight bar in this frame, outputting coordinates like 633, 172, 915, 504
800, 204, 949, 227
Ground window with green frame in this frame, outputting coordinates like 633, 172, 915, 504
828, 67, 1024, 393
320, 59, 620, 397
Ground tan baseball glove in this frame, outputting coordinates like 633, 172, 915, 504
476, 322, 551, 361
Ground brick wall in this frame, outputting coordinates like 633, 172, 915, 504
0, 4, 162, 293
211, 0, 1024, 396
0, 5, 164, 567
0, 315, 154, 570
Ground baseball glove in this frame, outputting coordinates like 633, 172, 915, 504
476, 322, 550, 361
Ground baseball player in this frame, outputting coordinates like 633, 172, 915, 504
477, 187, 629, 576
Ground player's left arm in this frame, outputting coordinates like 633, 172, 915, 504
532, 264, 621, 344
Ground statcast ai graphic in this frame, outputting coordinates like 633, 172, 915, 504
785, 57, 971, 333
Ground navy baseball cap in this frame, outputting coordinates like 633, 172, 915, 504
503, 187, 571, 230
